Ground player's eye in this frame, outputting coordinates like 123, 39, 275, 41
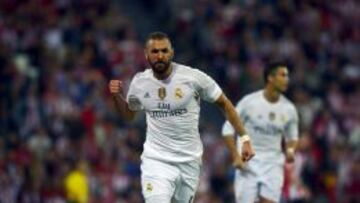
151, 49, 159, 54
161, 48, 169, 53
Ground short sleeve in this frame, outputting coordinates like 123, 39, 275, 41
126, 74, 144, 111
193, 69, 222, 102
285, 105, 299, 141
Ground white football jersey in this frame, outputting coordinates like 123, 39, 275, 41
127, 62, 222, 163
222, 90, 299, 165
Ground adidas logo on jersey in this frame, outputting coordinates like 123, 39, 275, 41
144, 92, 150, 98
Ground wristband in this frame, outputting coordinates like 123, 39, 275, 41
240, 134, 251, 143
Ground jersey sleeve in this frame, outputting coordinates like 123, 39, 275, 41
126, 74, 144, 111
192, 69, 222, 102
285, 105, 299, 141
222, 99, 246, 136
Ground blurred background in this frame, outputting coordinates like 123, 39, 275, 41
0, 0, 359, 203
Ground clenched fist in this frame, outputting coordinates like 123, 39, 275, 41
109, 80, 123, 94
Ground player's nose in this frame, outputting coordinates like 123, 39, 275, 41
157, 52, 165, 59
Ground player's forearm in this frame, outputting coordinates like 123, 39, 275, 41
223, 136, 239, 159
111, 94, 136, 121
220, 96, 247, 136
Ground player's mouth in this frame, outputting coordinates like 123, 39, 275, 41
151, 61, 169, 74
155, 61, 166, 66
154, 61, 167, 69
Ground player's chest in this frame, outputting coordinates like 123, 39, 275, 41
246, 105, 289, 129
138, 82, 194, 110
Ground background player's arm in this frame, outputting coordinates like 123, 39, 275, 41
109, 80, 137, 121
285, 107, 299, 163
285, 140, 298, 162
215, 94, 254, 162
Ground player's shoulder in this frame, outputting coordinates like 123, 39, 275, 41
234, 90, 262, 107
242, 90, 263, 102
173, 62, 201, 75
280, 95, 297, 112
172, 62, 212, 83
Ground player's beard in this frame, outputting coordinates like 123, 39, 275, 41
149, 60, 171, 75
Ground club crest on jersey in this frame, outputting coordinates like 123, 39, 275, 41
158, 87, 166, 100
269, 112, 276, 121
146, 183, 153, 192
175, 87, 183, 99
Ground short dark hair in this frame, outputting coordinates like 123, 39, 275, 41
263, 61, 288, 83
145, 31, 170, 45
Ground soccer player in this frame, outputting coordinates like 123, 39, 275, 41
222, 62, 299, 203
109, 31, 255, 203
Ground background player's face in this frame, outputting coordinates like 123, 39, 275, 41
271, 67, 289, 93
145, 39, 174, 75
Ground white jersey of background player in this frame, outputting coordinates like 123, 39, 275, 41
222, 62, 299, 203
109, 32, 255, 203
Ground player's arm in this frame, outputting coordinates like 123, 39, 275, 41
108, 80, 136, 121
285, 140, 298, 163
192, 68, 254, 165
215, 94, 255, 162
285, 107, 299, 163
223, 135, 246, 168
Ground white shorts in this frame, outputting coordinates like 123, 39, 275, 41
141, 157, 201, 203
234, 162, 284, 203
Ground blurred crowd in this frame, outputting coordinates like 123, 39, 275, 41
0, 0, 359, 203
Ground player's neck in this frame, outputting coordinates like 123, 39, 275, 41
154, 64, 173, 80
264, 86, 280, 103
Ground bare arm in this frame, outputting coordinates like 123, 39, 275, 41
215, 94, 247, 135
109, 80, 137, 122
215, 94, 255, 162
285, 139, 298, 163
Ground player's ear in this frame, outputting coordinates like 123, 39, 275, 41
267, 74, 274, 83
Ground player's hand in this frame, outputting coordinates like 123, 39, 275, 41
285, 148, 295, 163
232, 152, 246, 169
109, 80, 123, 94
241, 141, 255, 162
